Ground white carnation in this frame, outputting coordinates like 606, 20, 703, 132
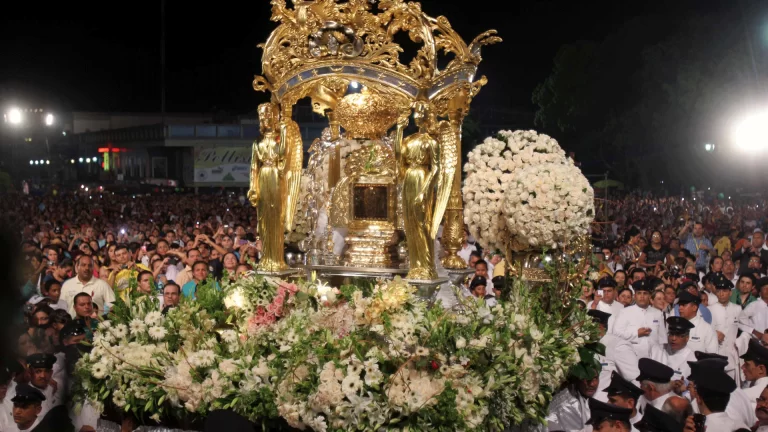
148, 326, 167, 340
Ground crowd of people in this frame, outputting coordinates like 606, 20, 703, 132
2, 188, 768, 431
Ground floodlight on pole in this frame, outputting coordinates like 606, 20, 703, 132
734, 110, 768, 151
6, 108, 22, 124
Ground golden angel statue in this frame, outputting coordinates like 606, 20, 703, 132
400, 101, 456, 280
247, 102, 303, 273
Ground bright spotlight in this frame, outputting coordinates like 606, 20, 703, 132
78, 158, 83, 162
44, 113, 54, 126
734, 110, 768, 151
29, 160, 33, 165
350, 81, 360, 89
45, 160, 50, 165
704, 143, 715, 152
6, 108, 22, 124
70, 159, 75, 164
34, 161, 38, 165
85, 158, 91, 163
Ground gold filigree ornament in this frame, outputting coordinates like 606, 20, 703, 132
249, 0, 500, 277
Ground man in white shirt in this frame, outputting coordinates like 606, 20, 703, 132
676, 289, 718, 354
60, 255, 115, 316
741, 338, 768, 414
584, 398, 634, 432
612, 280, 667, 358
603, 371, 644, 428
592, 277, 625, 321
588, 310, 640, 402
636, 358, 687, 413
687, 356, 757, 428
648, 316, 697, 385
739, 278, 768, 345
685, 369, 748, 431
5, 384, 46, 432
709, 276, 742, 378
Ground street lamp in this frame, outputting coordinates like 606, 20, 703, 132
6, 108, 22, 125
733, 110, 768, 151
45, 113, 54, 126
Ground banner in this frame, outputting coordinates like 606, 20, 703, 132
194, 146, 252, 185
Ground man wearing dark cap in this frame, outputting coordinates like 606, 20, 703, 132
636, 358, 689, 415
738, 277, 768, 345
675, 290, 717, 354
647, 317, 696, 385
708, 276, 742, 379
593, 277, 625, 318
24, 353, 61, 418
686, 356, 757, 429
685, 369, 747, 431
546, 358, 601, 431
586, 397, 634, 432
741, 339, 768, 413
8, 383, 46, 431
604, 371, 644, 428
634, 404, 682, 432
588, 310, 640, 403
613, 279, 667, 358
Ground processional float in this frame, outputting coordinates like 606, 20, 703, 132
247, 0, 499, 282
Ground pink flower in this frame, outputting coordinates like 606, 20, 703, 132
279, 282, 298, 294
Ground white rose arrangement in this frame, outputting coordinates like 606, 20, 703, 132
463, 130, 594, 251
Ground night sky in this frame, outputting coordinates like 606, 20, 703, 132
0, 0, 741, 115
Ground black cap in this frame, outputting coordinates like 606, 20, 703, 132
676, 290, 700, 305
694, 369, 736, 395
598, 277, 617, 288
694, 351, 728, 362
687, 358, 728, 381
684, 272, 700, 283
666, 316, 695, 335
637, 358, 674, 383
491, 276, 505, 290
604, 371, 643, 399
469, 276, 487, 290
26, 353, 56, 369
59, 321, 87, 341
740, 338, 768, 366
587, 310, 611, 327
702, 272, 718, 284
586, 397, 633, 425
714, 276, 735, 290
634, 404, 683, 432
757, 277, 768, 289
11, 383, 46, 405
632, 279, 652, 292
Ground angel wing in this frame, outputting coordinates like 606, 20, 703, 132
247, 139, 260, 208
282, 119, 304, 232
430, 119, 458, 239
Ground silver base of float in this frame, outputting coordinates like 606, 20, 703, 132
299, 264, 408, 279
254, 268, 303, 277
444, 268, 475, 286
404, 277, 450, 305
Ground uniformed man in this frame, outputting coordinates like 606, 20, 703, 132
593, 277, 625, 320
686, 356, 757, 428
24, 354, 62, 418
636, 358, 688, 414
612, 280, 667, 358
684, 369, 747, 431
675, 289, 718, 354
648, 317, 696, 385
708, 276, 742, 379
546, 367, 600, 431
740, 338, 768, 413
588, 310, 640, 402
603, 371, 644, 430
585, 397, 634, 432
738, 278, 768, 346
633, 404, 682, 432
7, 383, 46, 432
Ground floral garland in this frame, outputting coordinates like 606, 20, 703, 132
74, 272, 598, 431
463, 130, 593, 251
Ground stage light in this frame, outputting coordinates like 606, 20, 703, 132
704, 143, 715, 152
734, 110, 768, 151
44, 113, 54, 126
45, 160, 50, 165
70, 159, 75, 164
6, 108, 22, 124
85, 158, 91, 163
29, 160, 33, 165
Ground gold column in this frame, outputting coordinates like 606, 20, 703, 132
327, 110, 342, 189
441, 93, 468, 269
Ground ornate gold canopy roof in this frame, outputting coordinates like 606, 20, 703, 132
252, 0, 500, 115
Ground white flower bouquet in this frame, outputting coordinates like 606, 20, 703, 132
463, 129, 594, 251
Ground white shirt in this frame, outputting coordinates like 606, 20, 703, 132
739, 298, 768, 336
743, 376, 768, 414
546, 386, 592, 432
60, 276, 115, 317
3, 416, 43, 432
687, 315, 719, 354
728, 387, 759, 429
595, 333, 641, 402
457, 244, 476, 265
658, 344, 697, 382
704, 411, 748, 432
611, 304, 667, 358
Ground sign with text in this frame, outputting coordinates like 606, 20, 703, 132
194, 146, 252, 185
